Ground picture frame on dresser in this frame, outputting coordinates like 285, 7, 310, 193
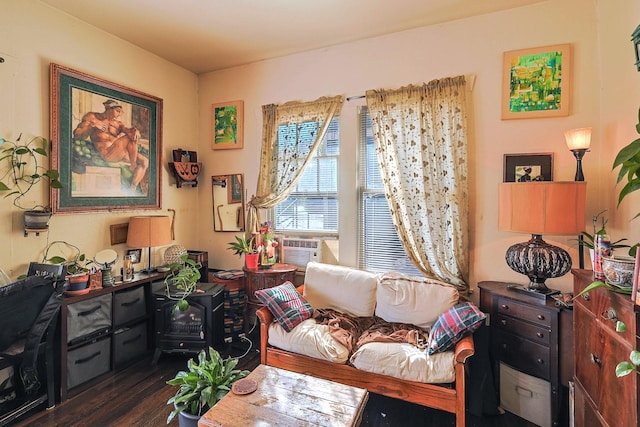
503, 153, 554, 182
50, 63, 163, 214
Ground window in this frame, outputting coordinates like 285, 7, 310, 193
357, 107, 420, 275
273, 118, 339, 234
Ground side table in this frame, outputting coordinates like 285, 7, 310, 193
478, 281, 573, 427
243, 263, 297, 313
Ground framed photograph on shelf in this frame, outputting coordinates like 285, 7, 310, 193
126, 248, 142, 264
503, 153, 554, 182
50, 63, 163, 214
211, 100, 243, 150
502, 43, 571, 120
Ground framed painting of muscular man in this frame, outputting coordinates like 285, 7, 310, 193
50, 64, 163, 213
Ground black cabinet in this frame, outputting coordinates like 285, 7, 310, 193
58, 272, 163, 401
478, 281, 572, 427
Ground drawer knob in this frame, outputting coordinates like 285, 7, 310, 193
501, 304, 509, 310
537, 314, 545, 321
590, 353, 601, 367
536, 358, 544, 365
601, 308, 618, 323
536, 332, 544, 338
500, 319, 508, 326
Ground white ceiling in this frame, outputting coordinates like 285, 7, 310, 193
41, 0, 544, 74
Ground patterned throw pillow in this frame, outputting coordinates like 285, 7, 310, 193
427, 302, 486, 355
254, 281, 314, 333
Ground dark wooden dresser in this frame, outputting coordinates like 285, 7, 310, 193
572, 269, 639, 427
479, 281, 573, 427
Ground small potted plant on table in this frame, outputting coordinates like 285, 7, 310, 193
166, 346, 249, 427
227, 233, 258, 269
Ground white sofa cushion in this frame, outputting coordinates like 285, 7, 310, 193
375, 272, 459, 330
267, 318, 350, 363
303, 262, 378, 317
350, 342, 455, 383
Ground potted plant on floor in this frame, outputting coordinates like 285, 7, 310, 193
166, 346, 249, 426
0, 134, 63, 231
163, 254, 202, 312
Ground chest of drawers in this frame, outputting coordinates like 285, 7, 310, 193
479, 281, 572, 427
572, 269, 639, 427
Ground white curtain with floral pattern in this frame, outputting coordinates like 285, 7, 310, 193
246, 95, 344, 235
365, 76, 469, 292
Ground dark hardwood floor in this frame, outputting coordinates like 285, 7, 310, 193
10, 331, 536, 427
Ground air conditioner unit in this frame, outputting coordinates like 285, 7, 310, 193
282, 238, 322, 271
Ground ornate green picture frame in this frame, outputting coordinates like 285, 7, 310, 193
50, 63, 163, 213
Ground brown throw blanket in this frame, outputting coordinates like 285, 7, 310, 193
313, 308, 430, 357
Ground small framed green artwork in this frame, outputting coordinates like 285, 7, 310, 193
502, 44, 571, 120
211, 100, 243, 150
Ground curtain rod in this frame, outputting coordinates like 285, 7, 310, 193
346, 75, 476, 101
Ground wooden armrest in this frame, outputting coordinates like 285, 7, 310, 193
454, 335, 475, 363
256, 306, 273, 325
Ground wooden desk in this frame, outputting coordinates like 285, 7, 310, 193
243, 263, 297, 311
199, 364, 368, 427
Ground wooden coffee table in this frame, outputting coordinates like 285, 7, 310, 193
198, 364, 369, 426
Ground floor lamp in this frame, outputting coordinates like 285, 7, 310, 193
499, 181, 587, 299
127, 216, 172, 273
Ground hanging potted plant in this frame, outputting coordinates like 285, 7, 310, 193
166, 346, 249, 426
227, 233, 258, 269
0, 134, 63, 230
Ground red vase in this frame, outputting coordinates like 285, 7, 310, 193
245, 253, 259, 269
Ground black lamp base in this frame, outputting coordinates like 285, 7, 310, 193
506, 283, 561, 301
505, 234, 571, 300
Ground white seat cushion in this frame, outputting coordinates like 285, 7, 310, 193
350, 342, 455, 383
303, 262, 378, 317
375, 272, 459, 330
267, 318, 350, 364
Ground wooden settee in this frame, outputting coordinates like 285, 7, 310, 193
255, 262, 475, 427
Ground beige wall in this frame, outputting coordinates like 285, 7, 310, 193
1, 0, 199, 278
199, 0, 640, 294
2, 0, 639, 295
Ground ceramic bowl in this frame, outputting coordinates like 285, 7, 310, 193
601, 256, 636, 287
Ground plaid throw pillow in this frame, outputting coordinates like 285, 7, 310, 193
427, 302, 486, 355
254, 281, 314, 332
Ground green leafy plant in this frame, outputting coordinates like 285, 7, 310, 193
0, 134, 62, 209
613, 321, 640, 377
227, 233, 256, 256
43, 240, 93, 276
163, 254, 201, 311
166, 347, 249, 424
613, 107, 640, 219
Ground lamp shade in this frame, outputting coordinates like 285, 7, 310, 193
499, 182, 586, 236
127, 216, 172, 248
564, 127, 591, 150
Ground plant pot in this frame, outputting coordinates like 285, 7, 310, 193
177, 408, 201, 427
245, 253, 259, 269
24, 209, 52, 230
67, 273, 90, 291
